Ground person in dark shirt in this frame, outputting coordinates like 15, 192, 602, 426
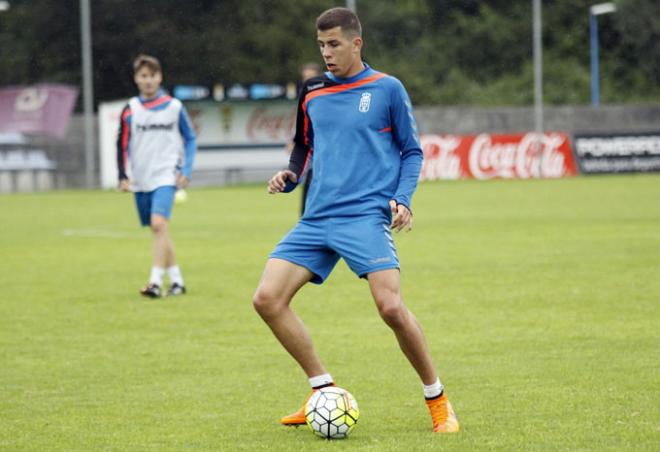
298, 62, 322, 216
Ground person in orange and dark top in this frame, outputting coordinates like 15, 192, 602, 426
297, 62, 322, 216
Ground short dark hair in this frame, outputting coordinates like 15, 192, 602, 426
316, 7, 362, 37
133, 54, 161, 74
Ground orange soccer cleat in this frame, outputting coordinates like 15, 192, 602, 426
281, 383, 336, 426
426, 393, 460, 433
280, 391, 314, 426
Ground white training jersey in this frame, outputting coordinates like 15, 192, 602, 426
117, 91, 199, 192
126, 95, 183, 191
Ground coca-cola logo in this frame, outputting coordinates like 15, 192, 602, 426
419, 132, 576, 181
420, 134, 462, 180
468, 133, 567, 179
246, 107, 296, 141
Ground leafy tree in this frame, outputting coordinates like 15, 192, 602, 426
0, 0, 658, 106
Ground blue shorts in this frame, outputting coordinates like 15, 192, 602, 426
134, 185, 176, 226
270, 216, 400, 284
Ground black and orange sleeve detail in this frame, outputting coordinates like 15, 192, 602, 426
287, 75, 338, 179
116, 104, 131, 180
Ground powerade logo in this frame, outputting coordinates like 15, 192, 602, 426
136, 122, 175, 132
359, 92, 371, 113
574, 133, 660, 173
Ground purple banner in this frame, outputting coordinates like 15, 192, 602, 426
0, 84, 78, 138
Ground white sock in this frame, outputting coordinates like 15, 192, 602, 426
167, 265, 184, 286
423, 377, 444, 399
149, 267, 165, 286
309, 374, 333, 389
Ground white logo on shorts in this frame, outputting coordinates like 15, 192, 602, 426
359, 92, 371, 113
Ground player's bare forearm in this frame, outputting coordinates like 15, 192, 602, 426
267, 170, 297, 194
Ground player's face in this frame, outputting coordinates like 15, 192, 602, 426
317, 26, 363, 79
134, 66, 162, 99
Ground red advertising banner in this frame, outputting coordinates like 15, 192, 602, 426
0, 84, 78, 138
420, 132, 577, 180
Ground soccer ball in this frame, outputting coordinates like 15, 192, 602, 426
305, 386, 359, 439
174, 189, 188, 204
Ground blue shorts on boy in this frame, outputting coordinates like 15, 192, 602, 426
134, 185, 176, 226
270, 215, 399, 284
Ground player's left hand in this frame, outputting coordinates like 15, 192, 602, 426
176, 174, 189, 189
268, 170, 297, 194
389, 200, 413, 232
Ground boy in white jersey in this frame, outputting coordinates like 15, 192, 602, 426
117, 54, 197, 298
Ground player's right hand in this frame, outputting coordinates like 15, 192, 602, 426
118, 178, 130, 192
267, 170, 297, 194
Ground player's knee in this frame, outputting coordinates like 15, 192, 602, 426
376, 297, 407, 329
252, 287, 283, 320
150, 216, 167, 233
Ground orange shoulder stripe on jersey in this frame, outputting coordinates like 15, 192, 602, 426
302, 72, 387, 111
143, 95, 172, 109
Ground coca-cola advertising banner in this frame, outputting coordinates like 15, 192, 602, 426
574, 132, 660, 174
420, 132, 578, 180
0, 84, 78, 138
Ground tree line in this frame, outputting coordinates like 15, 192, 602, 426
0, 0, 658, 107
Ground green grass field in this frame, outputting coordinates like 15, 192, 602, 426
1, 175, 659, 451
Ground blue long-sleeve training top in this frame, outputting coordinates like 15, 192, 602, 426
285, 63, 423, 220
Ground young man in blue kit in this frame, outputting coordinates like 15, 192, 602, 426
252, 8, 459, 433
117, 54, 197, 298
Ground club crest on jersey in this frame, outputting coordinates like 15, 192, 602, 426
359, 92, 372, 113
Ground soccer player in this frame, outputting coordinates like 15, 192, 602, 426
117, 54, 197, 298
252, 8, 459, 434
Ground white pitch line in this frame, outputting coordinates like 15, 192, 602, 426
61, 229, 216, 239
62, 228, 144, 239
